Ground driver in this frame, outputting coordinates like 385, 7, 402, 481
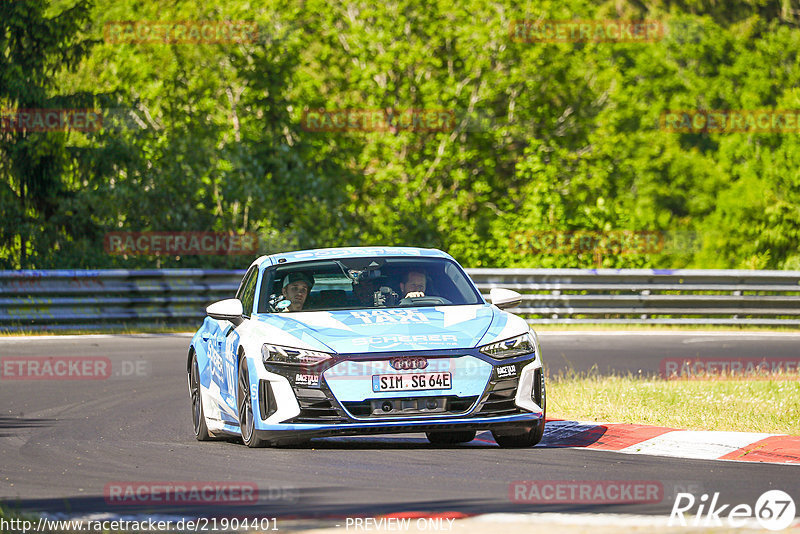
400, 270, 426, 298
282, 272, 314, 312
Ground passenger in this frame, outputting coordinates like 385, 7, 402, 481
281, 272, 314, 312
400, 270, 426, 298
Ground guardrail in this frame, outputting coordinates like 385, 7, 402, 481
0, 269, 241, 332
1, 268, 799, 331
468, 268, 800, 326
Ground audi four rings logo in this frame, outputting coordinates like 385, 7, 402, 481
389, 357, 429, 370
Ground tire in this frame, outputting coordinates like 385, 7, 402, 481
492, 372, 546, 448
189, 352, 213, 441
238, 356, 267, 448
425, 430, 477, 444
491, 419, 545, 448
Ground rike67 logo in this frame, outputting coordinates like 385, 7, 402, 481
669, 490, 796, 530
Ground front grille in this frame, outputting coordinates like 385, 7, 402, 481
475, 378, 521, 416
342, 395, 479, 418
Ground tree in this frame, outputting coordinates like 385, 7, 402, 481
0, 0, 102, 268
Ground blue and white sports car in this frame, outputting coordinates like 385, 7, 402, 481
187, 247, 545, 447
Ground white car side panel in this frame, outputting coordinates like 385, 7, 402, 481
237, 319, 302, 424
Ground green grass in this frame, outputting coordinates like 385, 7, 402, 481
548, 371, 800, 434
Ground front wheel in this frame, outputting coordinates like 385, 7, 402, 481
238, 356, 267, 448
493, 372, 546, 448
189, 352, 213, 441
492, 420, 545, 448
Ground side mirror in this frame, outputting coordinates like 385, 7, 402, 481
489, 288, 522, 310
207, 298, 244, 326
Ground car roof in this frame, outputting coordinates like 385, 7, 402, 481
251, 246, 454, 269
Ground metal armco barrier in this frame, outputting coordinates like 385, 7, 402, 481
1, 268, 800, 331
468, 268, 800, 325
0, 269, 243, 332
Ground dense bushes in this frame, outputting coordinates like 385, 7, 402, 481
2, 0, 798, 269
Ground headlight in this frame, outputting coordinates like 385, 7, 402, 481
261, 344, 332, 366
479, 332, 536, 359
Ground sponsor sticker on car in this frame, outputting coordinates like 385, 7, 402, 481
295, 373, 320, 387
496, 364, 517, 378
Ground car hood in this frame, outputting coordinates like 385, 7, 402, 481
252, 304, 528, 353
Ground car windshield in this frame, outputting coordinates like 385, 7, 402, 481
257, 256, 483, 313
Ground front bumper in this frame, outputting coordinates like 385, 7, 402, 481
250, 349, 544, 443
251, 413, 543, 445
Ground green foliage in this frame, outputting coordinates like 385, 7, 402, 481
1, 0, 798, 269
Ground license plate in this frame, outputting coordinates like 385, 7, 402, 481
372, 372, 452, 392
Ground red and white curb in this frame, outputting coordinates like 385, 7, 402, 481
537, 419, 800, 464
317, 422, 800, 464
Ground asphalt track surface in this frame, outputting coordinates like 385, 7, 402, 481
1, 332, 799, 521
